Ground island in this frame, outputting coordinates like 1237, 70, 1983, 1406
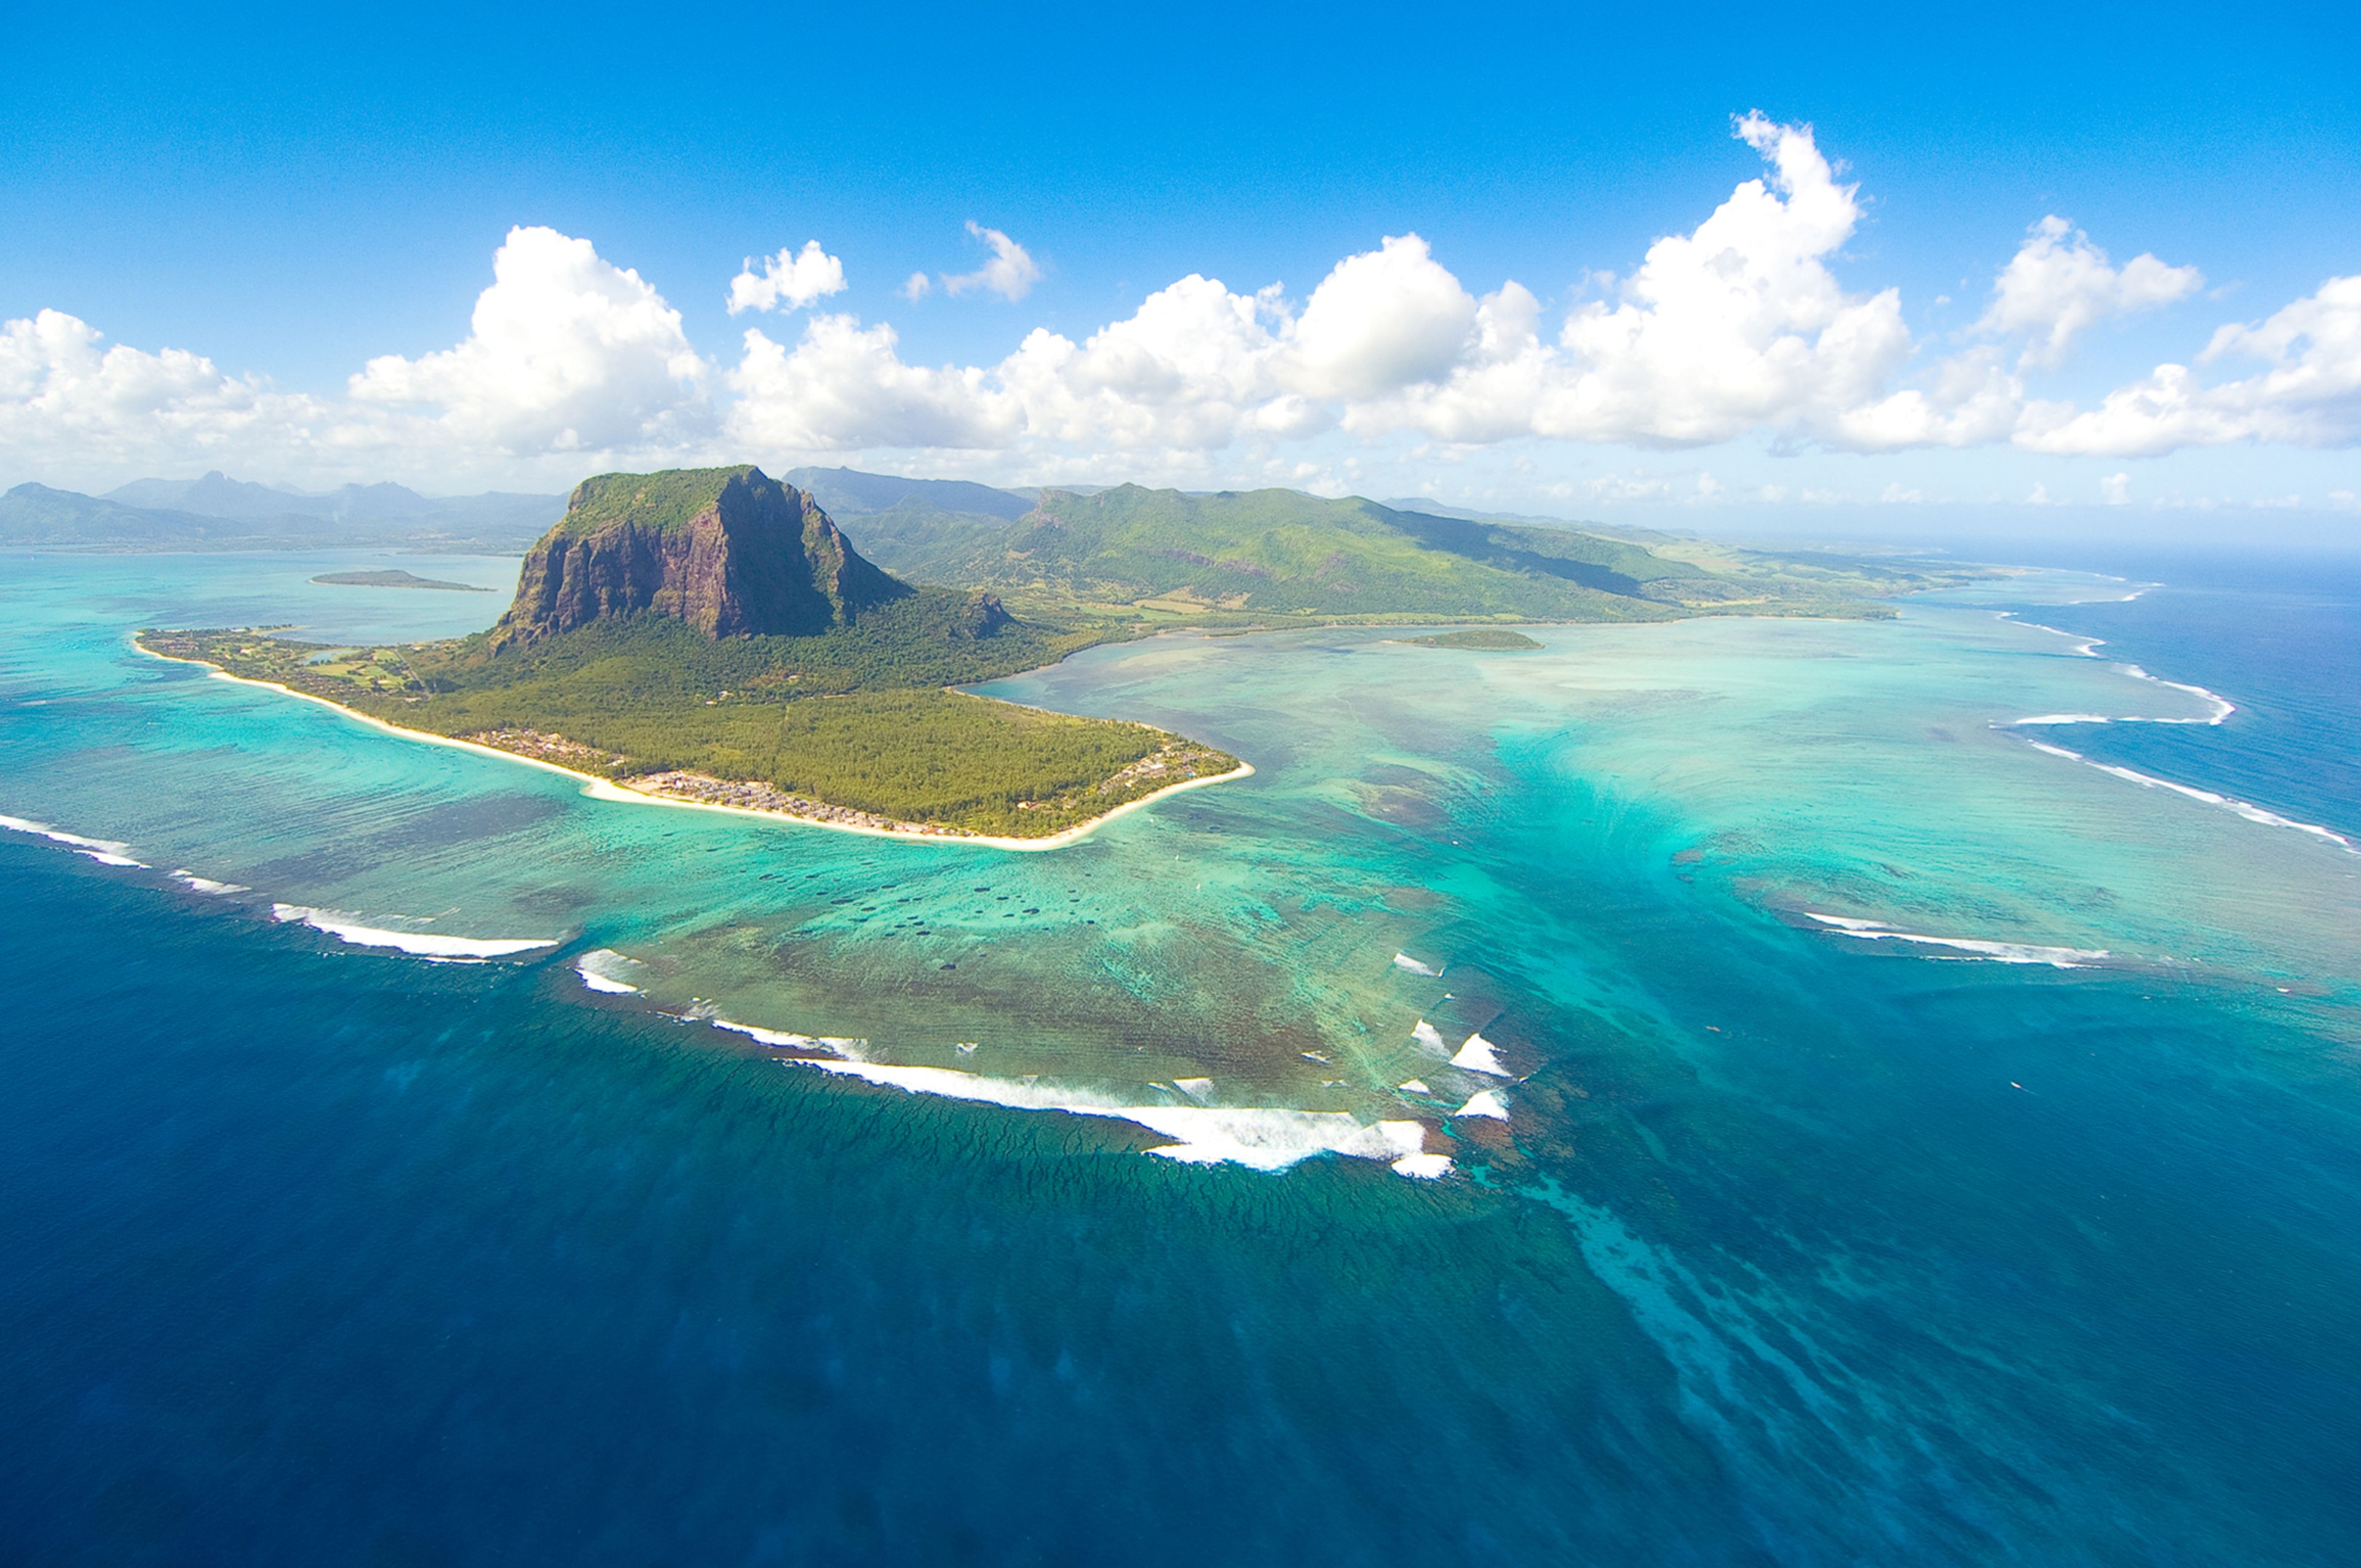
143, 467, 1243, 845
310, 569, 490, 591
1393, 629, 1544, 650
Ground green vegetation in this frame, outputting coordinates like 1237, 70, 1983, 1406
138, 608, 1235, 838
447, 595, 1099, 699
555, 466, 757, 536
834, 484, 1910, 628
1397, 629, 1544, 650
312, 570, 488, 591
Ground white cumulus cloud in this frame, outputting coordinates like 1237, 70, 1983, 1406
1283, 234, 1478, 400
941, 223, 1042, 302
14, 122, 2361, 490
2019, 274, 2361, 455
0, 309, 315, 473
1978, 216, 2204, 370
1340, 114, 2022, 452
726, 240, 848, 315
726, 315, 1013, 452
349, 226, 710, 454
718, 116, 2011, 460
1541, 112, 1913, 444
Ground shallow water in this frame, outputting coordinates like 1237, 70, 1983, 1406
3, 547, 2358, 1562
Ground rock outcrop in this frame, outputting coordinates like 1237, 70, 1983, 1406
490, 466, 909, 650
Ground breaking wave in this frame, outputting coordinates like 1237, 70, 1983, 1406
1450, 1031, 1508, 1076
574, 948, 647, 994
765, 1055, 1450, 1178
1455, 1089, 1509, 1121
1805, 912, 2113, 968
1998, 613, 2235, 727
710, 1015, 869, 1055
0, 812, 148, 869
271, 904, 559, 960
2022, 740, 2356, 853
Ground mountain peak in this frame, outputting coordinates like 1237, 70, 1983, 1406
492, 465, 910, 650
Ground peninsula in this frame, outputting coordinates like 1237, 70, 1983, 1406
141, 466, 1241, 843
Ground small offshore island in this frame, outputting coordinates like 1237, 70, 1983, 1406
310, 569, 489, 591
1394, 629, 1544, 650
145, 467, 1241, 843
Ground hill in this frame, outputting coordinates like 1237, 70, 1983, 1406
140, 467, 1240, 841
783, 467, 1034, 521
108, 470, 563, 531
835, 483, 1841, 624
0, 483, 260, 548
4, 473, 562, 551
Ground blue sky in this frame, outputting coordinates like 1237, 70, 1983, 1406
6, 0, 2357, 530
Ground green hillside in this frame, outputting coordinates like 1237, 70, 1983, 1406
837, 484, 1879, 624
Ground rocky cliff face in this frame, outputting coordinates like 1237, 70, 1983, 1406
491, 467, 909, 650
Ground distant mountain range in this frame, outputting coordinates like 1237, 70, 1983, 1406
4, 464, 1938, 623
1, 471, 564, 550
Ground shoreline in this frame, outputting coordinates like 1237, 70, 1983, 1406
133, 639, 1253, 852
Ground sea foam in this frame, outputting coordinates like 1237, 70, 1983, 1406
0, 813, 148, 868
1998, 613, 2235, 725
1450, 1032, 1508, 1076
574, 948, 647, 994
783, 1057, 1450, 1176
171, 870, 250, 896
2119, 664, 2236, 725
1455, 1089, 1509, 1121
710, 1017, 867, 1055
1806, 912, 2110, 967
2021, 739, 2355, 852
1393, 951, 1443, 977
271, 904, 559, 960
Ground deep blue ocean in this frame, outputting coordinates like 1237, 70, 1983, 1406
3, 546, 2358, 1564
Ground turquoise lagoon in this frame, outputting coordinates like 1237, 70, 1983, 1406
2, 548, 2357, 1562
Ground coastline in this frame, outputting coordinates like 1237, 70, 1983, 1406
134, 639, 1253, 852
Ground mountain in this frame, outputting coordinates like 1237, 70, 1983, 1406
0, 483, 291, 548
491, 466, 914, 650
105, 471, 564, 532
4, 475, 563, 551
1383, 497, 1687, 545
842, 483, 1733, 621
783, 467, 1034, 521
105, 471, 320, 520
